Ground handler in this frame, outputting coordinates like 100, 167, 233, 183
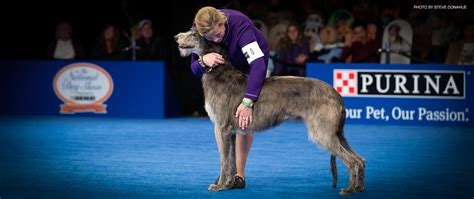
191, 6, 269, 189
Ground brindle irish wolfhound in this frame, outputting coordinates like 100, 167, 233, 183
175, 29, 365, 195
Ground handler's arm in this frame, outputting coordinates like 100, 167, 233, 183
190, 53, 205, 77
238, 27, 267, 101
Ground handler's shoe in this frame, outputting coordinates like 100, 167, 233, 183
232, 176, 246, 189
213, 175, 246, 189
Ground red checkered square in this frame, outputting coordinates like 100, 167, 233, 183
333, 70, 357, 96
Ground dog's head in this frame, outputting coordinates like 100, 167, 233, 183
174, 29, 204, 57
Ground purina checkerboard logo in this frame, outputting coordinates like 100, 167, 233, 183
334, 70, 358, 96
333, 69, 465, 99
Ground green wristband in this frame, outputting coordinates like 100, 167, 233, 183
241, 100, 253, 108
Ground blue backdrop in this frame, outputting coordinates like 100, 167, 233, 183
307, 63, 473, 127
0, 60, 179, 118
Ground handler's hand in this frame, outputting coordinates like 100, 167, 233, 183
295, 54, 308, 64
235, 98, 253, 130
203, 52, 225, 67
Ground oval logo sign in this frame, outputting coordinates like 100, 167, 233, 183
53, 62, 113, 114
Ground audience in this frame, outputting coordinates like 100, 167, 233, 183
309, 26, 343, 63
445, 23, 474, 65
46, 22, 85, 60
90, 24, 127, 60
134, 19, 166, 60
427, 12, 460, 63
341, 23, 380, 63
366, 23, 379, 42
44, 2, 471, 66
383, 23, 411, 64
274, 23, 310, 76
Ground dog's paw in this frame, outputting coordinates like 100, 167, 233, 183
208, 184, 219, 191
339, 187, 355, 195
355, 186, 364, 192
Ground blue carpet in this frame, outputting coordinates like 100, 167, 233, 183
0, 116, 473, 198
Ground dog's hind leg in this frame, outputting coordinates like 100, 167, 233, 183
209, 126, 236, 191
305, 106, 364, 195
332, 132, 365, 195
337, 133, 365, 193
308, 127, 359, 194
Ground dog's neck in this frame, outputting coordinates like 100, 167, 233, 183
199, 41, 235, 74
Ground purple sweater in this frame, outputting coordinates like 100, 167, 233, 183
191, 9, 269, 101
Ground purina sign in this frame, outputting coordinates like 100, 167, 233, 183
307, 64, 473, 127
334, 70, 464, 99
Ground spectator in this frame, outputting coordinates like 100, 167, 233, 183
380, 23, 412, 64
427, 12, 459, 63
304, 22, 323, 52
309, 26, 343, 63
445, 23, 474, 65
268, 23, 288, 51
274, 23, 310, 76
407, 10, 432, 60
341, 23, 379, 63
46, 22, 85, 60
134, 19, 166, 60
335, 20, 353, 48
366, 23, 379, 42
90, 24, 127, 60
366, 23, 382, 56
303, 13, 324, 51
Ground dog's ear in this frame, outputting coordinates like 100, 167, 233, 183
174, 33, 181, 42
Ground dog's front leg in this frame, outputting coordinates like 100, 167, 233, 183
209, 128, 236, 191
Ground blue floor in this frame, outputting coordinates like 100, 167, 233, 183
0, 116, 473, 198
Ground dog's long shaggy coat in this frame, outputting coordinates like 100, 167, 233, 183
175, 29, 365, 195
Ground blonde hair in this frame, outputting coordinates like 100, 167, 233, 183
320, 26, 338, 44
194, 6, 228, 36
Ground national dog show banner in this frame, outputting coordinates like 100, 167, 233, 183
307, 63, 473, 127
0, 61, 179, 118
53, 63, 114, 114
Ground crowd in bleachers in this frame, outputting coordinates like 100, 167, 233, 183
47, 0, 473, 77
232, 1, 473, 77
47, 19, 166, 61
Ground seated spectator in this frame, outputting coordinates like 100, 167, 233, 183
46, 22, 85, 60
134, 19, 166, 60
380, 23, 412, 64
445, 23, 474, 65
407, 10, 432, 61
309, 26, 343, 63
427, 12, 459, 63
335, 20, 353, 48
303, 12, 324, 52
366, 23, 379, 42
366, 22, 382, 56
341, 23, 379, 63
268, 23, 288, 51
90, 24, 127, 60
304, 22, 323, 53
274, 23, 310, 76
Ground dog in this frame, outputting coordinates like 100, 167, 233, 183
175, 29, 365, 195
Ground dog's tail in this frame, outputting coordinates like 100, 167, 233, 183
331, 154, 337, 189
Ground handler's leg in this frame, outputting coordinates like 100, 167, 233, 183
214, 127, 254, 178
236, 132, 254, 179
